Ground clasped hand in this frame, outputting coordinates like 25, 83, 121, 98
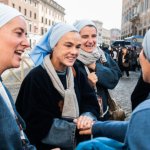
73, 116, 94, 135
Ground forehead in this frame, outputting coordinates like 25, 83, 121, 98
80, 26, 97, 34
59, 31, 81, 43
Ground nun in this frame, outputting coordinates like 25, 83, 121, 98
74, 20, 122, 120
0, 3, 36, 150
15, 22, 100, 150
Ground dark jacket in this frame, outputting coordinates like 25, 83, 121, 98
131, 74, 150, 110
75, 53, 122, 120
15, 64, 100, 150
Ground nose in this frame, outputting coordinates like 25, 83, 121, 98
87, 37, 94, 44
71, 47, 79, 55
21, 36, 30, 49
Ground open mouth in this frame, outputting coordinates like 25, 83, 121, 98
15, 50, 24, 56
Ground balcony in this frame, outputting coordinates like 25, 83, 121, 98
130, 13, 140, 22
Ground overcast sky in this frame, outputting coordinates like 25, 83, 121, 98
55, 0, 122, 30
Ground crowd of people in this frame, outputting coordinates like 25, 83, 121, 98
0, 3, 150, 150
109, 45, 141, 77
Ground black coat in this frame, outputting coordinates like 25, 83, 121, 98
15, 64, 99, 150
131, 74, 150, 110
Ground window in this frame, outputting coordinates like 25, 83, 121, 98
41, 17, 44, 23
41, 27, 44, 35
29, 24, 32, 32
12, 3, 15, 8
19, 6, 21, 12
30, 11, 32, 18
34, 13, 36, 19
24, 9, 27, 16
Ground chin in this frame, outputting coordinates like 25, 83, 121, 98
65, 62, 75, 67
143, 75, 150, 84
12, 63, 20, 68
84, 48, 94, 53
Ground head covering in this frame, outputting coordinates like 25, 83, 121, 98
30, 22, 78, 66
142, 29, 150, 62
0, 3, 22, 28
73, 19, 97, 32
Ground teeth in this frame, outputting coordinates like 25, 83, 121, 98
15, 50, 23, 54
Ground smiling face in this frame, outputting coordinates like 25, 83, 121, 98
51, 31, 81, 71
79, 25, 97, 53
139, 50, 150, 83
0, 16, 29, 74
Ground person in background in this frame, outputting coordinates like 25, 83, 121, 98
76, 29, 150, 150
0, 3, 36, 150
74, 20, 122, 120
15, 22, 100, 150
118, 47, 130, 77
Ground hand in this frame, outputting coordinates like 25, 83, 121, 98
73, 116, 93, 131
79, 127, 92, 135
87, 63, 96, 71
88, 72, 98, 87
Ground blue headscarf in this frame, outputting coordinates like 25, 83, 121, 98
30, 22, 78, 66
73, 19, 97, 32
142, 29, 150, 62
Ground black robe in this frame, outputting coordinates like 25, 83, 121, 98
16, 64, 99, 150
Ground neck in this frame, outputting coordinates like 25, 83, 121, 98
51, 57, 67, 72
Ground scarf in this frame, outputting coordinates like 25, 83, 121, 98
43, 55, 79, 119
77, 47, 107, 65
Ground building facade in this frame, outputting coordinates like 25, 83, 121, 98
1, 0, 65, 47
121, 0, 150, 39
102, 28, 111, 46
93, 20, 103, 46
110, 28, 121, 44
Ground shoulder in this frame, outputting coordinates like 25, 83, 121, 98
22, 65, 51, 87
25, 65, 48, 80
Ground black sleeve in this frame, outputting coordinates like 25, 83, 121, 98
131, 73, 150, 110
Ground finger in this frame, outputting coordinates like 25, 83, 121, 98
77, 116, 90, 129
79, 129, 91, 135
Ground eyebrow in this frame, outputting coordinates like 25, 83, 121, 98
14, 27, 25, 33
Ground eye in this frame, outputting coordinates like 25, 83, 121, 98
76, 44, 81, 49
16, 32, 22, 36
81, 35, 88, 39
92, 34, 97, 38
65, 44, 72, 47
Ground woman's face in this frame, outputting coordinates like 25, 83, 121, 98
51, 31, 81, 71
122, 48, 127, 54
139, 50, 150, 83
0, 16, 29, 73
80, 26, 97, 53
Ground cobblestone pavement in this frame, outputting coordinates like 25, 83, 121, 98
109, 71, 141, 120
4, 70, 140, 120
